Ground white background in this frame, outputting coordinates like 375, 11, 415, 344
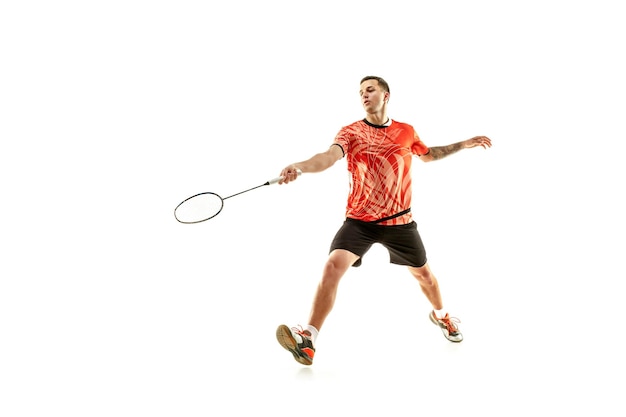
2, 1, 625, 416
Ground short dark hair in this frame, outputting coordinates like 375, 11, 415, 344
360, 76, 390, 94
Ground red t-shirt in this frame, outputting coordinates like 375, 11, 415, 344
333, 119, 429, 225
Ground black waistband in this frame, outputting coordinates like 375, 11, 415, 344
370, 208, 411, 224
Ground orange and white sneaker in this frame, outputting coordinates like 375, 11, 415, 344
276, 325, 315, 365
429, 311, 463, 343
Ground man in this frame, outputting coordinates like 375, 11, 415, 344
275, 76, 492, 365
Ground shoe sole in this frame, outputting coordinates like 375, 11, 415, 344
276, 325, 313, 366
429, 313, 463, 343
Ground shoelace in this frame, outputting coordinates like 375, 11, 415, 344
439, 314, 461, 334
292, 325, 312, 339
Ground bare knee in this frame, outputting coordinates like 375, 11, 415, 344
320, 250, 356, 285
409, 264, 436, 286
321, 259, 345, 285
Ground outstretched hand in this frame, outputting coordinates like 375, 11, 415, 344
464, 136, 492, 149
278, 165, 301, 184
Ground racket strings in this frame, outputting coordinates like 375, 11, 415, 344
174, 192, 224, 223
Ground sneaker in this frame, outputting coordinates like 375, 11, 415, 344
429, 311, 463, 342
276, 324, 315, 365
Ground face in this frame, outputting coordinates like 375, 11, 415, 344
359, 79, 389, 113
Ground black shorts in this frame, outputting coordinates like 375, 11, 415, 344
329, 218, 427, 268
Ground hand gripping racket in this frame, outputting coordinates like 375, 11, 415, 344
174, 169, 301, 224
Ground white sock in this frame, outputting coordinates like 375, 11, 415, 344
434, 309, 447, 319
305, 324, 319, 344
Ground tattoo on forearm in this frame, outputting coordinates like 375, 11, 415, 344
428, 142, 463, 160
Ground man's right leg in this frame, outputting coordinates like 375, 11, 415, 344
276, 249, 358, 365
307, 249, 359, 332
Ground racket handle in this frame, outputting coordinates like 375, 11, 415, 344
269, 168, 302, 185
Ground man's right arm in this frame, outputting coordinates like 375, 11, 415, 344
279, 144, 344, 184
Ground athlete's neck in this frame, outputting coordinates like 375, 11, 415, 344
365, 114, 389, 126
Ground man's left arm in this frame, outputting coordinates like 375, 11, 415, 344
419, 136, 492, 162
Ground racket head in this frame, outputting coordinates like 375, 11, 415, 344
174, 192, 224, 224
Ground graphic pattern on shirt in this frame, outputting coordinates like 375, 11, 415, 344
333, 120, 429, 225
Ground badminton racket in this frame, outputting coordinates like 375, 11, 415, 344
174, 169, 301, 224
